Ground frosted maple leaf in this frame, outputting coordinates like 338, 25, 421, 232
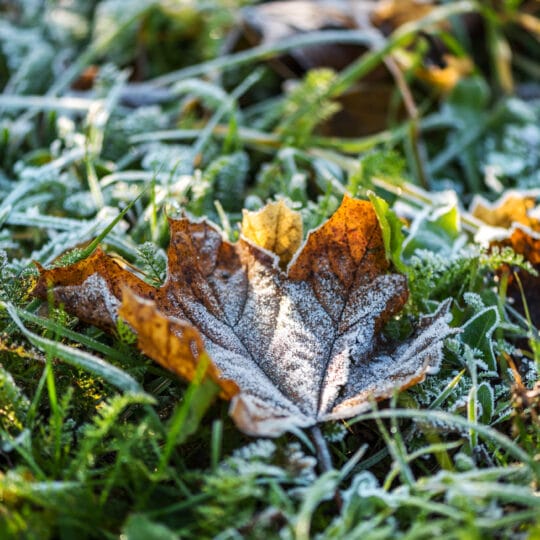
35, 196, 455, 436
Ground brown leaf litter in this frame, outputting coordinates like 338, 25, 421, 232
471, 190, 540, 328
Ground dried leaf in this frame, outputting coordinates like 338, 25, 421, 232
471, 190, 540, 327
241, 200, 303, 268
120, 289, 239, 399
371, 0, 435, 31
34, 197, 455, 436
239, 1, 360, 75
33, 249, 154, 333
471, 190, 540, 265
415, 55, 474, 93
471, 191, 540, 231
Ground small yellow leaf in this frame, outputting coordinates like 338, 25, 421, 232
241, 200, 303, 268
471, 191, 540, 328
471, 192, 538, 230
416, 55, 473, 93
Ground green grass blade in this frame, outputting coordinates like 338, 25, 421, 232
12, 306, 127, 363
351, 408, 539, 479
3, 302, 144, 394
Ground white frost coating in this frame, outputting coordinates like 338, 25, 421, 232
162, 226, 454, 433
59, 273, 121, 327
323, 300, 457, 422
91, 274, 121, 319
266, 279, 336, 413
474, 225, 515, 246
318, 347, 350, 418
208, 267, 247, 326
230, 394, 312, 437
476, 211, 540, 243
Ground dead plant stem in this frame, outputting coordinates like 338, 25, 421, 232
309, 425, 343, 510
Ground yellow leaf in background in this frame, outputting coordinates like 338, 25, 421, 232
416, 55, 474, 93
471, 191, 540, 328
241, 200, 303, 268
371, 0, 435, 30
471, 192, 539, 231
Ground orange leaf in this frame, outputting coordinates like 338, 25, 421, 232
119, 289, 239, 399
471, 190, 540, 327
415, 55, 473, 93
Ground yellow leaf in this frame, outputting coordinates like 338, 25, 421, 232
471, 192, 539, 230
471, 191, 540, 328
241, 200, 303, 268
416, 55, 474, 93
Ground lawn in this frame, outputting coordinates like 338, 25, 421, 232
0, 1, 539, 539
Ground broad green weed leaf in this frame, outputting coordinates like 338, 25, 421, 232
477, 382, 494, 424
122, 514, 177, 540
460, 306, 499, 372
402, 203, 462, 259
446, 77, 490, 126
369, 192, 407, 273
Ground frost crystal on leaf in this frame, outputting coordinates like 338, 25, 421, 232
34, 196, 456, 436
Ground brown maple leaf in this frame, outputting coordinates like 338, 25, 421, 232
34, 196, 454, 436
471, 190, 540, 328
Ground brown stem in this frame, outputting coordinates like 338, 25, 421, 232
383, 55, 430, 190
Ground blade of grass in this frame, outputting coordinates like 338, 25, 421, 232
191, 67, 265, 160
11, 306, 127, 363
429, 369, 466, 409
156, 352, 220, 476
370, 398, 415, 489
295, 469, 341, 540
79, 184, 149, 260
211, 420, 223, 472
0, 94, 95, 112
3, 302, 144, 394
149, 30, 381, 87
350, 408, 539, 480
